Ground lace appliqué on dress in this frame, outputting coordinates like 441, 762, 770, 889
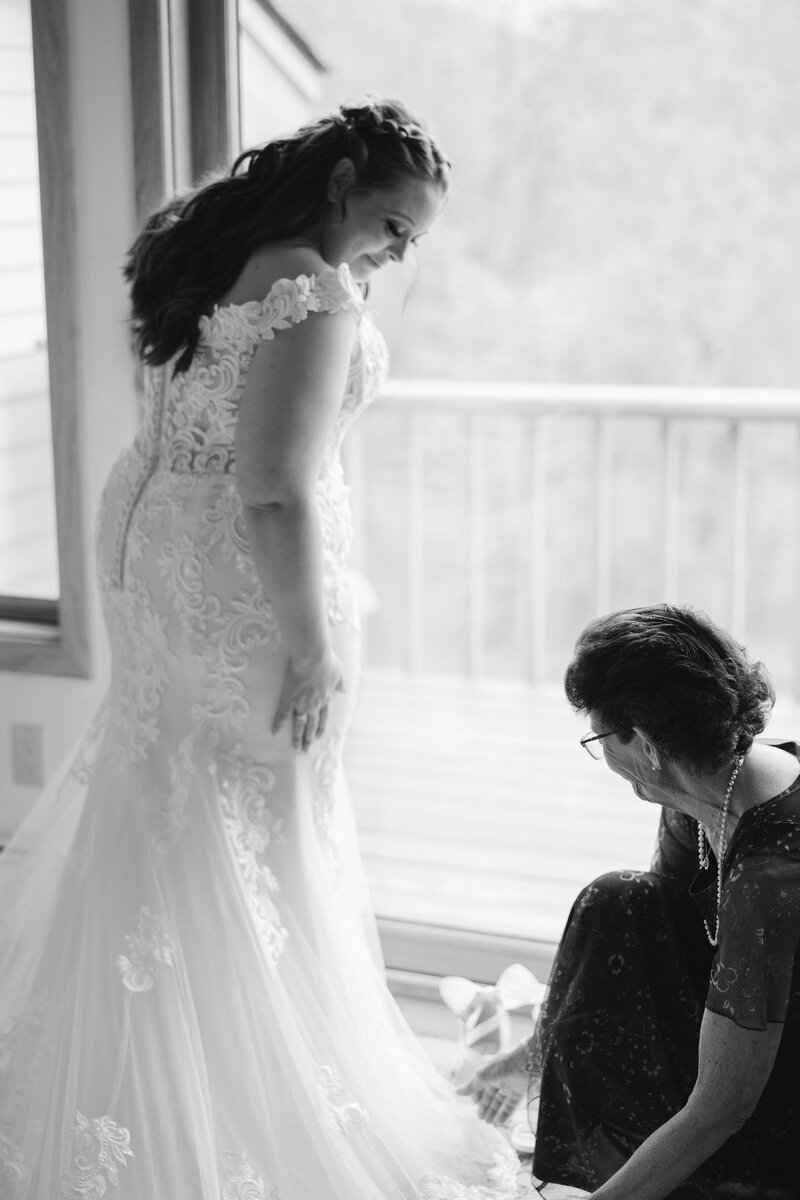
66, 699, 110, 791
159, 533, 223, 634
315, 461, 359, 630
218, 757, 288, 963
221, 1150, 280, 1200
317, 1065, 369, 1136
311, 733, 345, 881
103, 578, 171, 766
417, 1150, 524, 1200
201, 486, 252, 573
167, 266, 366, 476
144, 771, 190, 856
116, 907, 175, 992
60, 1112, 133, 1199
250, 267, 366, 342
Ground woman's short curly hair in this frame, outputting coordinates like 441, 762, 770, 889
564, 604, 775, 773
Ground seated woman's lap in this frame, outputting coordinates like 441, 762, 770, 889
532, 871, 799, 1197
532, 870, 715, 1192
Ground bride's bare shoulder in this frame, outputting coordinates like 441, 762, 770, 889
218, 243, 329, 307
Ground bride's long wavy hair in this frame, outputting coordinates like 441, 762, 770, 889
125, 98, 450, 373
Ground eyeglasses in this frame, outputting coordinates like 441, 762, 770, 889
580, 731, 614, 760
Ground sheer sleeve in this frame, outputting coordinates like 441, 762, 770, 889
706, 801, 800, 1030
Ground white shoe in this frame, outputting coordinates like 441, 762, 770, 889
508, 1115, 536, 1155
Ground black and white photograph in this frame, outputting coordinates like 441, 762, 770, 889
1, 1, 799, 1196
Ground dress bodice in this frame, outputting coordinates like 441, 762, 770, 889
102, 265, 388, 592
132, 264, 386, 473
157, 264, 388, 475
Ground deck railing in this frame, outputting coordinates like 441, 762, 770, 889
345, 382, 800, 699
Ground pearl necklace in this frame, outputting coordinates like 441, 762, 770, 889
696, 755, 744, 946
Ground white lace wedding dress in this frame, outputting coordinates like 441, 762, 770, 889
0, 266, 527, 1200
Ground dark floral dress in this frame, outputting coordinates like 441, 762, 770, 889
531, 741, 800, 1200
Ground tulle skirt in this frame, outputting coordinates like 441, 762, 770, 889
0, 467, 523, 1199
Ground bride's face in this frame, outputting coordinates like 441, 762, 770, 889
320, 175, 443, 283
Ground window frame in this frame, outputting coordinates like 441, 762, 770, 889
129, 0, 240, 232
0, 0, 89, 677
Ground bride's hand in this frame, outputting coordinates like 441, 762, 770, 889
456, 1041, 532, 1125
272, 649, 345, 751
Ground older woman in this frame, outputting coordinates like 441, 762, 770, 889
461, 605, 800, 1199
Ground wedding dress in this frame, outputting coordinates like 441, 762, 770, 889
0, 266, 527, 1199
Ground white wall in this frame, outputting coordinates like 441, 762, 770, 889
0, 0, 138, 836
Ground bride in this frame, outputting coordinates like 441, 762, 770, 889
0, 98, 529, 1199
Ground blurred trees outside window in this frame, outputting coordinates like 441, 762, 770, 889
243, 0, 800, 388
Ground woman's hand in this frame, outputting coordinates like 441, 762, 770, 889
272, 649, 345, 751
456, 1040, 532, 1126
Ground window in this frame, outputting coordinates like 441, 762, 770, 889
0, 0, 88, 676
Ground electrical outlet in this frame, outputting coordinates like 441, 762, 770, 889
11, 723, 44, 787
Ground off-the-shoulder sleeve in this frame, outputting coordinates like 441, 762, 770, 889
308, 264, 366, 316
706, 844, 800, 1030
251, 265, 365, 343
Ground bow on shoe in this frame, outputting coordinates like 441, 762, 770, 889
438, 964, 546, 1086
440, 963, 545, 1024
